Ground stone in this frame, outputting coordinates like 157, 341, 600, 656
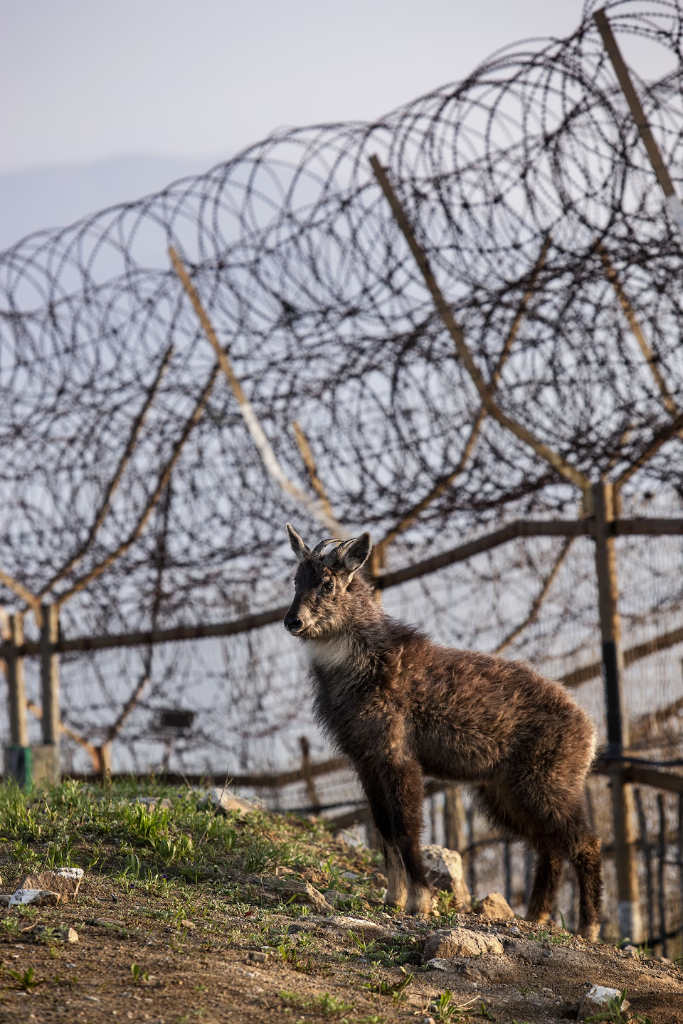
198, 788, 261, 815
0, 895, 11, 906
341, 871, 360, 880
423, 927, 504, 961
321, 915, 392, 937
422, 845, 471, 907
248, 951, 267, 963
577, 985, 628, 1020
324, 890, 349, 906
180, 919, 195, 929
274, 866, 294, 877
425, 958, 451, 971
472, 892, 515, 921
281, 879, 329, 914
508, 925, 521, 936
20, 867, 84, 903
136, 797, 173, 812
9, 889, 60, 907
64, 927, 78, 943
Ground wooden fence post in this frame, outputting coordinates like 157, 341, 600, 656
593, 481, 642, 942
634, 787, 655, 943
444, 785, 465, 852
40, 602, 60, 753
299, 736, 319, 808
8, 613, 28, 747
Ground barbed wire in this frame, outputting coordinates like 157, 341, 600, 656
2, 0, 683, 772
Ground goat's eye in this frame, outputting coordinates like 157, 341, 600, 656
322, 579, 334, 594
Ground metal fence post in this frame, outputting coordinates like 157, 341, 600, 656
40, 602, 60, 748
593, 481, 642, 942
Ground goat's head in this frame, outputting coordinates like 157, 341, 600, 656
283, 523, 372, 638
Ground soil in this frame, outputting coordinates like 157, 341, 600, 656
2, 878, 683, 1024
1, 783, 682, 1023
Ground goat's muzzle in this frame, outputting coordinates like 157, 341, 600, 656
284, 609, 304, 634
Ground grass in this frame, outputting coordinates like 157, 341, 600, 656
279, 989, 355, 1015
0, 776, 377, 888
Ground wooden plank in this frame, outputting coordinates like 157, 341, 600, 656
3, 516, 682, 659
376, 519, 591, 590
594, 10, 677, 199
169, 247, 346, 538
369, 155, 590, 492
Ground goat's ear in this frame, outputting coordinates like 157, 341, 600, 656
340, 533, 372, 575
286, 523, 310, 562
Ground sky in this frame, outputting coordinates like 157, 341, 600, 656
2, 0, 590, 173
0, 0, 672, 247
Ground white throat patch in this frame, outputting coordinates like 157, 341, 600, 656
307, 635, 354, 671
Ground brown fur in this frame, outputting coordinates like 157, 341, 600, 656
284, 526, 602, 938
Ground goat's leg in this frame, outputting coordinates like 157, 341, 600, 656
525, 850, 563, 924
385, 760, 431, 917
357, 768, 408, 909
570, 833, 602, 942
357, 756, 431, 915
383, 841, 408, 909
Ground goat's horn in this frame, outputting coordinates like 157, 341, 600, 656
323, 538, 354, 565
312, 537, 343, 556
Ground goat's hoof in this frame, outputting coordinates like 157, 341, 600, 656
405, 888, 432, 917
383, 892, 407, 911
577, 922, 600, 942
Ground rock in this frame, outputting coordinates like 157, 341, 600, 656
9, 889, 61, 907
136, 797, 173, 811
0, 895, 11, 906
180, 919, 195, 929
64, 927, 79, 943
20, 868, 84, 903
577, 985, 628, 1019
423, 927, 504, 960
369, 871, 387, 889
321, 915, 392, 937
422, 845, 470, 907
281, 880, 329, 914
472, 892, 515, 920
248, 951, 268, 963
198, 788, 261, 815
274, 866, 294, 877
541, 949, 552, 958
508, 925, 521, 936
657, 955, 673, 964
324, 890, 349, 906
426, 958, 451, 971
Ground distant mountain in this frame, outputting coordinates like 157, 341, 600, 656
0, 153, 226, 252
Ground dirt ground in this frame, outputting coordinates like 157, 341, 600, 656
2, 878, 683, 1024
1, 782, 682, 1024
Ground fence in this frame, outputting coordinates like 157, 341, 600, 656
2, 0, 683, 943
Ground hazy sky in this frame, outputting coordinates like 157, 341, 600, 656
1, 0, 596, 173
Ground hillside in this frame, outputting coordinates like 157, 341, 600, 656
0, 780, 681, 1023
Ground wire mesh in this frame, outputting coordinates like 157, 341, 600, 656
1, 0, 683, 792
